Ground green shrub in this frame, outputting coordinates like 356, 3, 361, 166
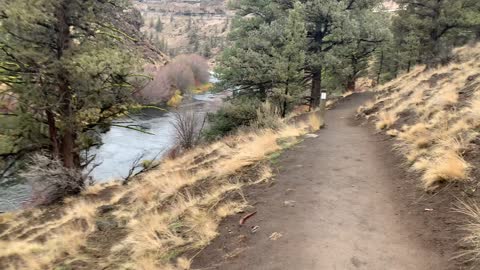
203, 97, 260, 140
203, 97, 283, 141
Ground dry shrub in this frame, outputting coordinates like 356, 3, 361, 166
173, 54, 210, 84
21, 153, 86, 205
357, 100, 375, 115
428, 85, 459, 108
375, 111, 398, 130
139, 54, 210, 103
308, 112, 323, 131
140, 65, 173, 104
166, 62, 196, 93
251, 102, 284, 130
418, 148, 470, 190
455, 200, 480, 266
171, 110, 206, 150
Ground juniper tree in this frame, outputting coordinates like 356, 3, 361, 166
396, 0, 480, 67
325, 7, 388, 92
270, 2, 307, 117
302, 0, 385, 106
0, 0, 159, 170
155, 18, 163, 32
215, 0, 292, 100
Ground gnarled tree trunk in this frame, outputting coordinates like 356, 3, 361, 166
310, 68, 322, 108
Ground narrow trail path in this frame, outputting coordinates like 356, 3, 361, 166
193, 93, 449, 270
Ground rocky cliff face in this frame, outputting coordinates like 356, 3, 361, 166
134, 0, 231, 62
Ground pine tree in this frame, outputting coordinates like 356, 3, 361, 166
202, 39, 213, 58
271, 2, 307, 117
214, 0, 289, 100
396, 0, 480, 67
326, 7, 389, 92
155, 18, 163, 32
303, 0, 384, 106
0, 0, 157, 170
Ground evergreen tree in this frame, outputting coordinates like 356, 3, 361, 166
0, 0, 156, 170
270, 2, 307, 117
395, 0, 480, 67
303, 0, 384, 106
214, 0, 289, 100
202, 39, 213, 58
188, 27, 200, 53
325, 7, 388, 92
155, 18, 163, 32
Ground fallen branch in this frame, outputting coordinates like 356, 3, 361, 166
239, 211, 257, 225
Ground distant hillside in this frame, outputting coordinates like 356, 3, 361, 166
134, 0, 231, 63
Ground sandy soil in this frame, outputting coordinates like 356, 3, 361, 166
192, 93, 462, 270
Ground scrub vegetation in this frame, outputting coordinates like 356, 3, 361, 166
0, 112, 321, 269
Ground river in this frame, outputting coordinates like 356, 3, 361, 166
0, 88, 227, 212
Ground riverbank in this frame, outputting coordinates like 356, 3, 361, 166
0, 89, 227, 213
0, 110, 321, 269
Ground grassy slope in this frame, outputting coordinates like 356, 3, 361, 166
358, 42, 480, 264
0, 114, 321, 269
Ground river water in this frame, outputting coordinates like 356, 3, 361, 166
0, 89, 226, 212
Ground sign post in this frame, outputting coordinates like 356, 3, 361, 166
319, 92, 327, 125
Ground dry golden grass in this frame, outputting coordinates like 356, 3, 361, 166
0, 199, 101, 269
375, 111, 399, 130
363, 42, 480, 265
364, 42, 480, 191
455, 200, 480, 265
308, 112, 323, 131
357, 99, 375, 115
421, 149, 470, 190
0, 111, 319, 269
342, 91, 354, 98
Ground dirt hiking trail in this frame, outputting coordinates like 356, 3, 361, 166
192, 93, 450, 270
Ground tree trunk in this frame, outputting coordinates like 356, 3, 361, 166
56, 1, 79, 169
376, 50, 384, 85
46, 110, 60, 158
346, 79, 356, 92
310, 68, 322, 108
282, 81, 290, 118
393, 61, 399, 78
60, 127, 78, 169
348, 57, 358, 92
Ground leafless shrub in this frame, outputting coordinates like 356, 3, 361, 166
20, 153, 87, 205
139, 54, 210, 102
123, 151, 160, 185
171, 111, 206, 150
174, 54, 210, 84
251, 101, 284, 130
140, 65, 174, 104
166, 62, 196, 93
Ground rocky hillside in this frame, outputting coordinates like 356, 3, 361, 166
134, 0, 231, 63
